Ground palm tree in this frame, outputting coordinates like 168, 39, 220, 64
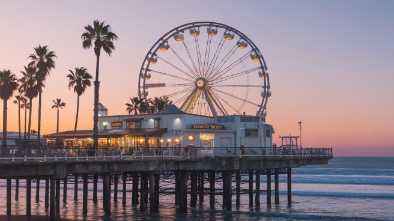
19, 65, 39, 142
67, 67, 92, 131
13, 94, 27, 145
21, 101, 30, 145
0, 70, 19, 146
82, 20, 118, 147
28, 45, 56, 145
52, 99, 66, 133
125, 97, 141, 115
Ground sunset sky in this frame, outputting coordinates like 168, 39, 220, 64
1, 0, 393, 156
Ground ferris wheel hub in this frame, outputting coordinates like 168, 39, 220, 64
195, 77, 207, 90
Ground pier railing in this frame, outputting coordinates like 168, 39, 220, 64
0, 145, 333, 162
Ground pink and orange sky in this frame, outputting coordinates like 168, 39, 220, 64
1, 1, 393, 156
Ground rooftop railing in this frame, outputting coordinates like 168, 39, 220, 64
0, 145, 333, 163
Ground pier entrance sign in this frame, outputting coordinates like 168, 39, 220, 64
138, 22, 271, 120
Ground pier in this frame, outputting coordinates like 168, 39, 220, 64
0, 145, 333, 220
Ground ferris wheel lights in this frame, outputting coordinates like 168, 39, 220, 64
159, 42, 170, 51
174, 32, 184, 42
207, 27, 218, 36
258, 71, 266, 78
149, 55, 157, 64
237, 40, 248, 49
144, 73, 151, 80
224, 32, 234, 40
189, 27, 200, 36
250, 52, 259, 61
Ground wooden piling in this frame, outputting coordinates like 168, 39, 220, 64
209, 171, 215, 208
103, 173, 111, 216
56, 179, 60, 214
223, 170, 232, 211
15, 178, 19, 201
50, 178, 56, 220
45, 178, 49, 210
236, 170, 241, 207
154, 174, 160, 212
199, 171, 204, 203
190, 171, 197, 207
114, 173, 118, 203
122, 172, 127, 205
267, 169, 271, 205
132, 174, 139, 206
63, 175, 67, 203
255, 169, 260, 209
275, 169, 279, 204
149, 173, 154, 212
140, 174, 145, 212
179, 171, 188, 213
287, 168, 292, 204
93, 173, 98, 203
175, 171, 180, 207
26, 178, 31, 216
249, 170, 253, 207
83, 174, 88, 217
36, 179, 40, 202
74, 174, 78, 201
7, 178, 11, 215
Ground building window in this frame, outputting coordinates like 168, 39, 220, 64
126, 121, 141, 129
154, 119, 160, 128
266, 128, 271, 137
245, 129, 258, 137
241, 117, 260, 122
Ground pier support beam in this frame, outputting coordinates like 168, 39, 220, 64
175, 171, 180, 207
132, 174, 139, 206
149, 173, 155, 212
36, 179, 40, 202
209, 171, 215, 208
122, 172, 127, 205
56, 179, 60, 214
223, 170, 232, 211
93, 173, 98, 203
45, 178, 49, 210
50, 178, 56, 221
114, 173, 119, 203
179, 171, 188, 213
190, 171, 197, 208
236, 170, 241, 207
140, 174, 145, 212
267, 169, 271, 205
83, 174, 88, 217
154, 174, 160, 212
103, 173, 111, 216
26, 178, 31, 216
63, 175, 67, 203
249, 170, 253, 207
7, 178, 11, 216
74, 174, 78, 201
15, 178, 19, 201
255, 169, 260, 209
275, 169, 279, 204
199, 171, 204, 203
287, 168, 292, 204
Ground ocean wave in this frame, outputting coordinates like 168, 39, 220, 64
291, 190, 394, 199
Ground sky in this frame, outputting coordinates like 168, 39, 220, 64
0, 0, 393, 156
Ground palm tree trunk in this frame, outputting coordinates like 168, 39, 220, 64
74, 94, 80, 131
24, 104, 27, 146
28, 98, 33, 142
93, 55, 100, 148
18, 100, 21, 145
56, 109, 59, 134
2, 100, 7, 147
37, 91, 42, 146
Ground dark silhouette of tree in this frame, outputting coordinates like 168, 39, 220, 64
52, 98, 66, 133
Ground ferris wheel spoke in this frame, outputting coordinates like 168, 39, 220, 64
210, 52, 250, 82
169, 47, 199, 78
203, 90, 218, 117
212, 88, 260, 106
156, 56, 196, 80
211, 67, 261, 84
149, 68, 194, 83
205, 36, 225, 77
169, 87, 195, 105
201, 35, 212, 78
211, 90, 241, 115
194, 36, 203, 77
207, 44, 238, 79
180, 88, 201, 113
182, 41, 199, 75
212, 84, 262, 88
206, 89, 228, 116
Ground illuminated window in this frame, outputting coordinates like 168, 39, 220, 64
127, 122, 141, 128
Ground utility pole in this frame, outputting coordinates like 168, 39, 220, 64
298, 121, 302, 148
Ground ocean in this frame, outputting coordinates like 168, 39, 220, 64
0, 157, 393, 221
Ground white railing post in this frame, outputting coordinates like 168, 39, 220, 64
65, 153, 67, 161
76, 154, 78, 161
103, 154, 106, 160
44, 154, 46, 162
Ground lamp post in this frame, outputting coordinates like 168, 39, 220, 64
298, 121, 302, 148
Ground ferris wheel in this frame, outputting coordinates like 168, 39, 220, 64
138, 21, 271, 119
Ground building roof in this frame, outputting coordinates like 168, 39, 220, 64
156, 104, 185, 115
0, 132, 44, 140
44, 128, 168, 138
